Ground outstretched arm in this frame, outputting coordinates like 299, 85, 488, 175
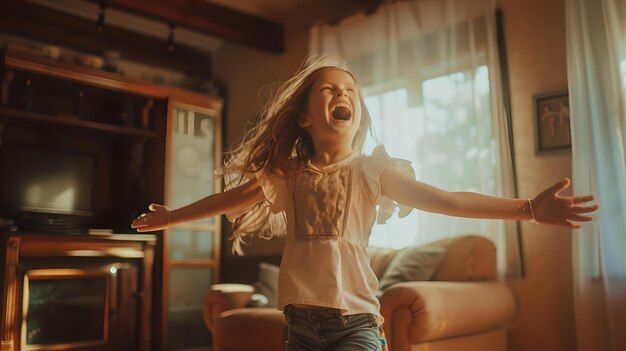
380, 167, 599, 229
131, 179, 264, 232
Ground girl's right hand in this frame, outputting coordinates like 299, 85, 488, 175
131, 203, 171, 232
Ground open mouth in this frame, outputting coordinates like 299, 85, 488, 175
330, 103, 352, 121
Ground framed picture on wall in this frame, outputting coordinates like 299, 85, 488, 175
533, 91, 571, 152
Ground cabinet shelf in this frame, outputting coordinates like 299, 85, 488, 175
0, 107, 158, 138
3, 45, 223, 109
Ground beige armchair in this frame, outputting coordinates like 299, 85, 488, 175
204, 235, 517, 351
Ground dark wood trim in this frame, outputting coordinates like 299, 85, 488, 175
0, 237, 19, 346
0, 2, 213, 75
354, 0, 385, 14
16, 234, 156, 256
495, 8, 525, 278
140, 240, 155, 351
0, 108, 159, 139
84, 0, 284, 53
168, 260, 217, 267
495, 9, 516, 194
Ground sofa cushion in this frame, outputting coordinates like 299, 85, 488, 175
428, 235, 497, 281
368, 247, 400, 280
256, 262, 280, 307
378, 246, 447, 290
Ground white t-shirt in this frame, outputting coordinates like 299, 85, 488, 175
227, 146, 414, 316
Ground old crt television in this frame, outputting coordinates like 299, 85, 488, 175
0, 143, 96, 232
20, 263, 140, 350
22, 268, 112, 350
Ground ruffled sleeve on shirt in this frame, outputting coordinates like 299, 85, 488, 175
223, 169, 287, 222
362, 145, 415, 224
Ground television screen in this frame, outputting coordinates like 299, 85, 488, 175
0, 144, 95, 216
23, 268, 114, 347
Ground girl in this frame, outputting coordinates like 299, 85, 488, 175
132, 56, 598, 351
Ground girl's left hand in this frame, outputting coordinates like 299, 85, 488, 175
531, 178, 599, 229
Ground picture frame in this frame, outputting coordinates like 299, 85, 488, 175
533, 91, 571, 152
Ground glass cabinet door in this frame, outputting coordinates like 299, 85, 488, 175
164, 102, 221, 350
170, 107, 217, 224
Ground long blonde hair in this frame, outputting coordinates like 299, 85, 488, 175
224, 55, 372, 254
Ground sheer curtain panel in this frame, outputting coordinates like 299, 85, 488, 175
566, 0, 626, 350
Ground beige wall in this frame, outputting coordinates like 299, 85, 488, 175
214, 29, 309, 257
501, 0, 577, 350
214, 30, 309, 148
216, 0, 577, 348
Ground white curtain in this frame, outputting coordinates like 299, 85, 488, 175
566, 0, 626, 349
310, 0, 521, 276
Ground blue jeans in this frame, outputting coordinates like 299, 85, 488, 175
283, 305, 387, 351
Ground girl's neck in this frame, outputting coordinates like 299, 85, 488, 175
310, 145, 355, 168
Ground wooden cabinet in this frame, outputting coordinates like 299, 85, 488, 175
0, 45, 223, 350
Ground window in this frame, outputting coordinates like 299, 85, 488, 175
364, 66, 498, 248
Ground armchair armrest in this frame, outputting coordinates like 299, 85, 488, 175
203, 283, 255, 333
379, 281, 516, 349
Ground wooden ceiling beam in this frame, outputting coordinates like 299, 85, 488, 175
0, 2, 212, 75
85, 0, 285, 53
358, 0, 386, 14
